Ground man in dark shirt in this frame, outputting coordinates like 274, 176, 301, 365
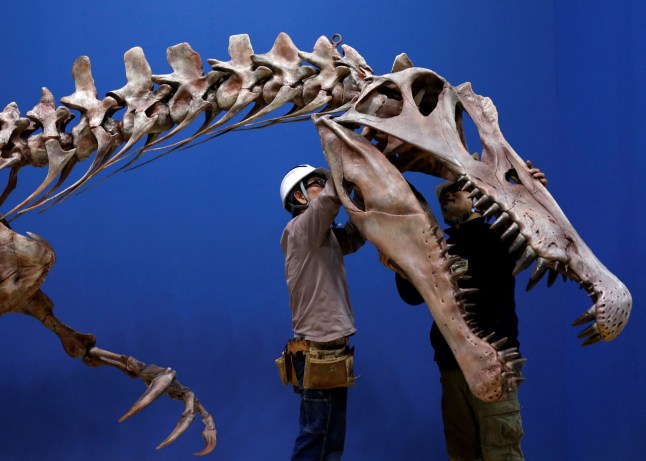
391, 163, 546, 461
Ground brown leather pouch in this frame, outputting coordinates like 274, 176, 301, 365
303, 347, 355, 389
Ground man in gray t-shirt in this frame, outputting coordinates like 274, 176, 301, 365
279, 164, 364, 461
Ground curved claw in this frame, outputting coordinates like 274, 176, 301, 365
193, 406, 217, 456
119, 367, 175, 422
156, 391, 196, 450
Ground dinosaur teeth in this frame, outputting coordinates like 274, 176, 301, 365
572, 305, 596, 326
512, 246, 537, 276
490, 212, 510, 231
456, 287, 478, 299
467, 188, 481, 199
482, 203, 501, 219
507, 358, 527, 371
445, 255, 461, 268
474, 194, 492, 209
461, 180, 475, 191
508, 233, 526, 254
482, 332, 495, 342
500, 222, 519, 241
547, 268, 559, 287
499, 348, 520, 361
440, 244, 455, 256
577, 321, 602, 346
507, 376, 527, 390
525, 257, 549, 292
491, 337, 508, 350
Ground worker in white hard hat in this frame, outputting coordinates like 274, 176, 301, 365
276, 164, 365, 460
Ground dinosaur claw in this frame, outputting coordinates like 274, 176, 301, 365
194, 411, 217, 456
156, 393, 196, 450
119, 367, 175, 422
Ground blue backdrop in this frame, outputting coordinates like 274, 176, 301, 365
0, 1, 643, 460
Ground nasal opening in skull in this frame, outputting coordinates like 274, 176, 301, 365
505, 168, 521, 185
411, 74, 444, 116
455, 103, 484, 160
355, 81, 403, 118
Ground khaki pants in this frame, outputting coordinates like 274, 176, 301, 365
440, 368, 524, 461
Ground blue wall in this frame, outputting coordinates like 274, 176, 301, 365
0, 1, 643, 459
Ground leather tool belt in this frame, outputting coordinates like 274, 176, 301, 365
275, 338, 356, 392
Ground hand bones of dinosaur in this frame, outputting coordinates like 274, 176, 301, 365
0, 32, 632, 454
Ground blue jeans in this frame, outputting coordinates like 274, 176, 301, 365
291, 353, 348, 461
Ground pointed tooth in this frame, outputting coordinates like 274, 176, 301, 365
577, 322, 599, 339
561, 273, 568, 283
451, 263, 468, 276
436, 235, 443, 244
582, 334, 602, 346
499, 350, 520, 361
474, 195, 492, 209
467, 188, 481, 199
509, 376, 527, 387
547, 268, 559, 287
513, 246, 537, 276
507, 358, 527, 370
445, 255, 461, 267
482, 332, 495, 342
462, 312, 476, 320
440, 244, 455, 256
572, 305, 596, 326
500, 222, 519, 240
525, 257, 549, 292
508, 234, 526, 254
456, 287, 478, 299
461, 180, 474, 191
491, 337, 508, 350
491, 212, 510, 231
483, 203, 501, 219
472, 328, 483, 336
502, 371, 517, 380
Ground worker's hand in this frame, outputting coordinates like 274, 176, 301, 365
526, 160, 548, 187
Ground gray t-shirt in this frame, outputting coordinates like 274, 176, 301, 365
280, 181, 365, 342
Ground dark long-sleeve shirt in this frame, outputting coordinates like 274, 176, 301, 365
396, 217, 520, 370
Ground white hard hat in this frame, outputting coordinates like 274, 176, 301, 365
280, 164, 330, 210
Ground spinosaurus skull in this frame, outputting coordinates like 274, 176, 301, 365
316, 64, 632, 401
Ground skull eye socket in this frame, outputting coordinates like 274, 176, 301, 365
355, 80, 403, 118
411, 73, 444, 116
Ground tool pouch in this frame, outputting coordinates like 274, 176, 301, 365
303, 346, 355, 390
275, 352, 298, 387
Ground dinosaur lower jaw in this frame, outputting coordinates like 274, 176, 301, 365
316, 115, 526, 401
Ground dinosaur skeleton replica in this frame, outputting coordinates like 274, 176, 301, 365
0, 32, 632, 455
